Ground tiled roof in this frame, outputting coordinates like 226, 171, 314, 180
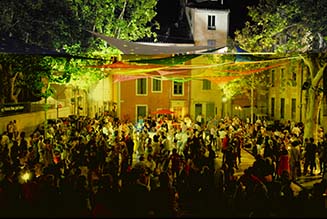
187, 0, 229, 10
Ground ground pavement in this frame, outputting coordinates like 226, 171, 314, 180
132, 146, 322, 190
214, 148, 255, 178
232, 149, 324, 190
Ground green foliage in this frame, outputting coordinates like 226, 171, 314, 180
0, 0, 159, 102
233, 0, 327, 139
221, 72, 270, 99
0, 54, 52, 103
234, 0, 327, 53
0, 0, 158, 53
0, 0, 80, 50
46, 55, 109, 90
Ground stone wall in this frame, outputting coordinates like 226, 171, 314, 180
0, 107, 71, 136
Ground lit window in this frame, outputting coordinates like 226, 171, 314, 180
136, 78, 147, 95
152, 78, 162, 92
208, 15, 216, 30
202, 79, 211, 90
173, 81, 183, 95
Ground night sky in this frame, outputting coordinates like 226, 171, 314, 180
155, 0, 259, 38
226, 0, 259, 37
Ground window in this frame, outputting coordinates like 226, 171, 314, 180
173, 81, 183, 95
271, 98, 275, 118
207, 39, 216, 47
136, 78, 147, 95
208, 15, 216, 30
202, 79, 211, 90
152, 78, 162, 92
271, 70, 275, 87
291, 98, 296, 120
280, 98, 285, 119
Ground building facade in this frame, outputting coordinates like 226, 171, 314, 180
185, 4, 229, 47
114, 1, 230, 123
117, 77, 191, 122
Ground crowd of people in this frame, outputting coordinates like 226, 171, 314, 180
0, 113, 327, 217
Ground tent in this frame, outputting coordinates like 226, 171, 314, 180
89, 31, 225, 55
151, 109, 175, 115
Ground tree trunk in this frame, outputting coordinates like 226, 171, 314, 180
10, 72, 22, 103
303, 88, 322, 142
302, 54, 326, 143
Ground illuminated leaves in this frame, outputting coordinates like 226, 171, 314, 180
235, 0, 327, 53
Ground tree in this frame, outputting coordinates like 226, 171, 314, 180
221, 72, 269, 122
0, 0, 159, 105
0, 0, 158, 52
0, 0, 159, 136
46, 56, 108, 116
0, 54, 52, 104
234, 0, 327, 141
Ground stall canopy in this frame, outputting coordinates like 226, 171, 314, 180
87, 56, 294, 84
90, 31, 225, 55
151, 109, 175, 115
88, 31, 300, 85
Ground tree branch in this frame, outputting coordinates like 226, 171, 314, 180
312, 62, 327, 87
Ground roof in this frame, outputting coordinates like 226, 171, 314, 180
186, 0, 230, 10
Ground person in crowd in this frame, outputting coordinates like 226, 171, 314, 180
221, 129, 230, 163
0, 113, 326, 218
6, 121, 14, 141
150, 171, 179, 217
19, 131, 28, 158
304, 137, 317, 175
289, 140, 301, 181
277, 144, 290, 178
318, 134, 327, 175
169, 148, 182, 183
196, 113, 203, 127
120, 164, 152, 217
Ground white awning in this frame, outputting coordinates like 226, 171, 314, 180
90, 31, 226, 55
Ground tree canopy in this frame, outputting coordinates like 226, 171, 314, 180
0, 0, 159, 53
234, 0, 327, 140
234, 0, 327, 53
0, 0, 159, 104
